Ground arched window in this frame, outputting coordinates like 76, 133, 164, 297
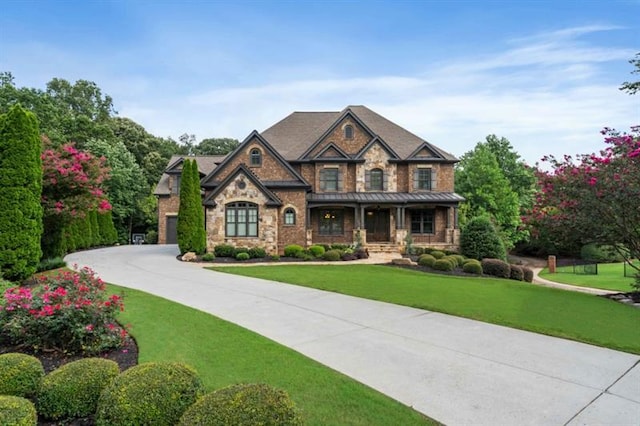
226, 202, 258, 237
284, 208, 296, 225
370, 168, 383, 190
250, 148, 262, 166
344, 125, 353, 139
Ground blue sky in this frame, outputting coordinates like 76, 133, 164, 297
1, 0, 638, 165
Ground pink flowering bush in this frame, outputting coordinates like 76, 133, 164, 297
0, 267, 127, 354
527, 126, 640, 290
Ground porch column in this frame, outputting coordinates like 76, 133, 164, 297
355, 204, 360, 228
396, 207, 401, 229
306, 207, 311, 229
360, 205, 365, 229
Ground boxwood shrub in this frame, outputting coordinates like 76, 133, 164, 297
201, 252, 215, 261
284, 244, 304, 258
481, 258, 511, 278
248, 247, 267, 259
433, 258, 454, 271
96, 362, 204, 426
0, 395, 37, 426
417, 254, 436, 267
430, 250, 445, 259
462, 261, 483, 274
509, 265, 524, 281
214, 244, 235, 257
37, 358, 119, 421
236, 252, 250, 261
522, 267, 534, 283
0, 353, 44, 398
442, 255, 461, 268
308, 245, 325, 257
322, 250, 341, 261
178, 383, 303, 426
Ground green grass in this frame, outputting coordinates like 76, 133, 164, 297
110, 284, 434, 426
539, 261, 639, 292
210, 265, 640, 355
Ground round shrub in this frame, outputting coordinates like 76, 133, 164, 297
481, 258, 511, 278
248, 247, 267, 259
214, 244, 235, 257
233, 247, 249, 257
430, 250, 445, 259
418, 254, 436, 267
522, 267, 534, 283
460, 216, 506, 261
451, 254, 466, 266
433, 258, 455, 271
236, 252, 250, 261
178, 383, 303, 426
462, 258, 481, 266
509, 265, 524, 281
0, 395, 37, 426
0, 353, 44, 398
322, 249, 341, 261
96, 362, 204, 426
463, 261, 483, 274
443, 255, 461, 268
284, 244, 304, 258
201, 252, 215, 261
308, 245, 325, 257
354, 248, 369, 259
37, 358, 119, 421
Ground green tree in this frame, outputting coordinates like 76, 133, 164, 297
177, 160, 206, 254
620, 52, 640, 95
455, 144, 522, 249
0, 105, 43, 280
460, 215, 506, 261
97, 211, 118, 245
85, 138, 148, 243
194, 138, 239, 155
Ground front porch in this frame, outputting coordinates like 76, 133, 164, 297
305, 192, 463, 253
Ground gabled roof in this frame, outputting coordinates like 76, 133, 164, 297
154, 154, 226, 195
200, 130, 308, 188
202, 164, 282, 207
313, 142, 351, 160
354, 136, 399, 160
260, 105, 458, 162
298, 107, 376, 160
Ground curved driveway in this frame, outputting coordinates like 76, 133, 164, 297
66, 245, 640, 425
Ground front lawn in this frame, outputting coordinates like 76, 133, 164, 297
111, 284, 434, 426
211, 265, 640, 354
539, 261, 639, 292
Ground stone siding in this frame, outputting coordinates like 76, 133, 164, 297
355, 142, 398, 192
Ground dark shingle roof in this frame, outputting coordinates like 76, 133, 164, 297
154, 155, 226, 195
261, 106, 458, 162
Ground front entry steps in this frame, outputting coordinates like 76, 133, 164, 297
366, 243, 401, 254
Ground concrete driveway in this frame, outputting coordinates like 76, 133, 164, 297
66, 245, 640, 425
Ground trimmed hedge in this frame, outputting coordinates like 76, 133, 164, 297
214, 244, 235, 257
0, 395, 37, 426
433, 258, 455, 271
248, 247, 267, 259
96, 362, 204, 426
37, 358, 119, 421
322, 250, 341, 261
460, 216, 506, 261
430, 250, 445, 259
481, 258, 511, 278
417, 254, 436, 267
236, 252, 250, 261
284, 245, 304, 258
522, 267, 534, 283
179, 383, 303, 426
308, 245, 325, 257
509, 265, 524, 281
201, 252, 215, 261
463, 261, 483, 274
0, 353, 44, 398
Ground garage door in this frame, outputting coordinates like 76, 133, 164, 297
166, 216, 178, 244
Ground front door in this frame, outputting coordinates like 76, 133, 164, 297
365, 209, 390, 242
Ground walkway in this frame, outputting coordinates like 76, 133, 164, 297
66, 245, 640, 425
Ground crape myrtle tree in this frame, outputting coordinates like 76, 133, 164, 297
0, 105, 43, 280
528, 126, 640, 290
40, 136, 112, 258
177, 160, 206, 254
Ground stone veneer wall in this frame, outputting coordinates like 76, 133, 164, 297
355, 143, 397, 192
205, 173, 278, 253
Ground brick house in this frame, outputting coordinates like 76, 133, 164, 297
154, 106, 464, 254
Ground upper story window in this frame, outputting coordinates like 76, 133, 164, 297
368, 168, 384, 191
344, 125, 354, 139
319, 167, 342, 192
250, 148, 262, 166
226, 202, 258, 237
413, 168, 435, 191
284, 208, 296, 225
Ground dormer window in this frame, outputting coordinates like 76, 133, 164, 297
250, 148, 262, 166
344, 125, 353, 139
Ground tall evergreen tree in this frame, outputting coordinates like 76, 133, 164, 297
177, 160, 206, 254
0, 105, 43, 280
